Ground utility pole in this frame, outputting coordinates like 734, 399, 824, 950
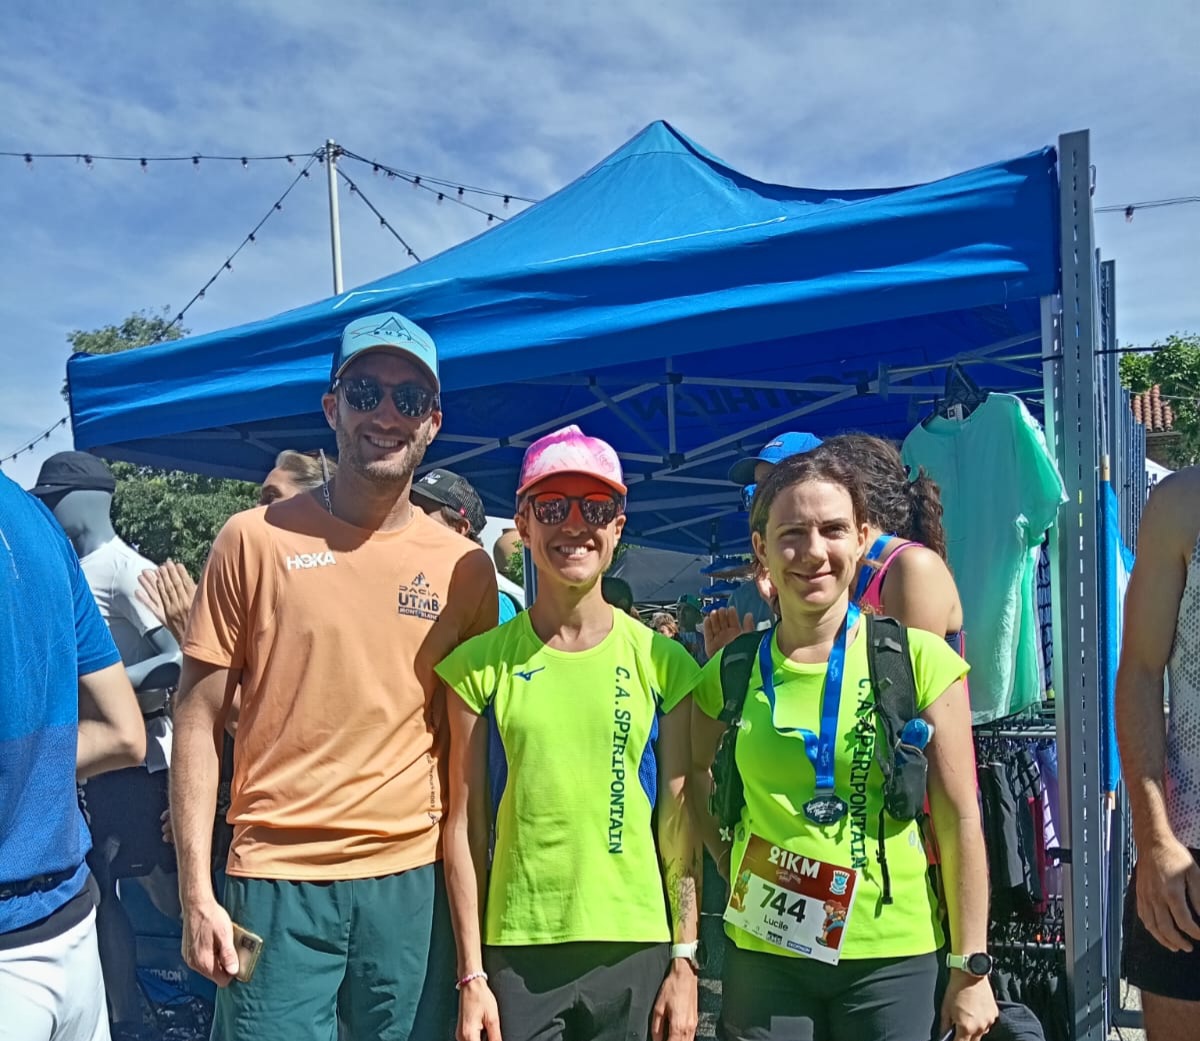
325, 139, 344, 294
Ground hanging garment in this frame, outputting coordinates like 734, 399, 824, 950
979, 762, 1031, 917
902, 394, 1066, 723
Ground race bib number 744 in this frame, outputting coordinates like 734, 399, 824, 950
723, 834, 859, 965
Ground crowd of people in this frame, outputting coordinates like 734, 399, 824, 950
2, 306, 1198, 1041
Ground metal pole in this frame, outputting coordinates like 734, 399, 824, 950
326, 139, 344, 294
1052, 129, 1107, 1041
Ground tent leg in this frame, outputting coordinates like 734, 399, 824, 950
1048, 130, 1107, 1041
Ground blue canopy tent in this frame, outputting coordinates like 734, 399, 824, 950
69, 121, 1059, 554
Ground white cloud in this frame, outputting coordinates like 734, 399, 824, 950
0, 0, 1197, 490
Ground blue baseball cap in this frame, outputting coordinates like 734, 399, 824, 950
333, 312, 439, 389
727, 431, 823, 485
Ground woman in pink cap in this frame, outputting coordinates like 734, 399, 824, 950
437, 425, 702, 1041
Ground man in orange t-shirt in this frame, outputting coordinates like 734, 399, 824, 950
170, 312, 498, 1041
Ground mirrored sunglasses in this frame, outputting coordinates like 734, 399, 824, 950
527, 492, 624, 527
335, 377, 440, 419
740, 482, 757, 512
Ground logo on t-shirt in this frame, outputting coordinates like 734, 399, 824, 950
514, 667, 545, 682
398, 572, 441, 620
285, 550, 337, 571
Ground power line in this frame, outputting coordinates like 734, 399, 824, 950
338, 149, 517, 223
0, 154, 320, 466
337, 167, 421, 262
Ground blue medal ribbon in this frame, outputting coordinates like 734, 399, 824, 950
758, 601, 861, 799
853, 534, 895, 604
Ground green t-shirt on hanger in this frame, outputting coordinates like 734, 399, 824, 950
901, 392, 1066, 724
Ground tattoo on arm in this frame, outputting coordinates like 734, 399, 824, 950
665, 853, 700, 936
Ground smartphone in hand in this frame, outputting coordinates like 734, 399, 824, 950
231, 923, 264, 983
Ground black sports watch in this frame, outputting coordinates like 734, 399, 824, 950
946, 951, 993, 977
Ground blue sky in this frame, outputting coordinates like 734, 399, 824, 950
1, 0, 1197, 489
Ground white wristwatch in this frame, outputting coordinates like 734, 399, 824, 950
945, 951, 993, 977
670, 941, 702, 970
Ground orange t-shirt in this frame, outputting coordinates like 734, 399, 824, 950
183, 494, 498, 881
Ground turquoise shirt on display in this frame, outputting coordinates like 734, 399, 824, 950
901, 393, 1066, 724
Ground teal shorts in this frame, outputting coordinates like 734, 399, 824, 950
213, 862, 455, 1041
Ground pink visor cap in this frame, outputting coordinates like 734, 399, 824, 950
516, 425, 627, 498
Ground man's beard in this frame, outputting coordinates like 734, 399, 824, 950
336, 422, 434, 489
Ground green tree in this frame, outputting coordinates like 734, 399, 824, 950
70, 309, 259, 573
108, 462, 258, 575
1120, 333, 1200, 467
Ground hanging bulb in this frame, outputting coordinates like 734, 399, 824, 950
1125, 206, 1134, 223
413, 175, 421, 188
275, 202, 283, 211
503, 195, 510, 207
248, 232, 256, 242
487, 214, 494, 223
192, 155, 200, 167
225, 261, 232, 270
241, 157, 248, 167
140, 158, 148, 171
437, 192, 444, 203
83, 155, 93, 169
373, 163, 380, 175
457, 186, 464, 198
23, 153, 31, 167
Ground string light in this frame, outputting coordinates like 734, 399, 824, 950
339, 148, 533, 223
0, 154, 321, 467
164, 153, 319, 331
1, 150, 315, 166
0, 417, 69, 466
1096, 195, 1200, 220
337, 168, 421, 261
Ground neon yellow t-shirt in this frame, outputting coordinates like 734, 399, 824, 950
436, 608, 701, 945
694, 624, 968, 960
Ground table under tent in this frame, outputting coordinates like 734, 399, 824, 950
68, 121, 1138, 1040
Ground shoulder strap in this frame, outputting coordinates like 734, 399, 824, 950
866, 615, 919, 776
717, 630, 764, 723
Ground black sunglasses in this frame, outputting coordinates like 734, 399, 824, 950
526, 492, 624, 527
334, 377, 440, 419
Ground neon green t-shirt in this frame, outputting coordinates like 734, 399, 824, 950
436, 608, 701, 945
694, 624, 968, 960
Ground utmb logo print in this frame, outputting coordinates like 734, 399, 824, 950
398, 572, 441, 621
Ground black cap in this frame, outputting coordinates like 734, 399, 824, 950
411, 469, 486, 537
29, 451, 116, 498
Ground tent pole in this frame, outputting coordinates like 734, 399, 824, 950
326, 139, 345, 294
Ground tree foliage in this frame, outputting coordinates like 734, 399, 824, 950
110, 463, 258, 574
1120, 333, 1200, 467
69, 310, 259, 574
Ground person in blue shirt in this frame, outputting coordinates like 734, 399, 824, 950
0, 469, 147, 1040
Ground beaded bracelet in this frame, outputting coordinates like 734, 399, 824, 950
456, 970, 488, 991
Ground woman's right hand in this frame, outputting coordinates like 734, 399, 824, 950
702, 608, 755, 660
458, 976, 503, 1041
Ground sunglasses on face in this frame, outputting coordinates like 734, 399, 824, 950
526, 492, 624, 527
334, 377, 440, 419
